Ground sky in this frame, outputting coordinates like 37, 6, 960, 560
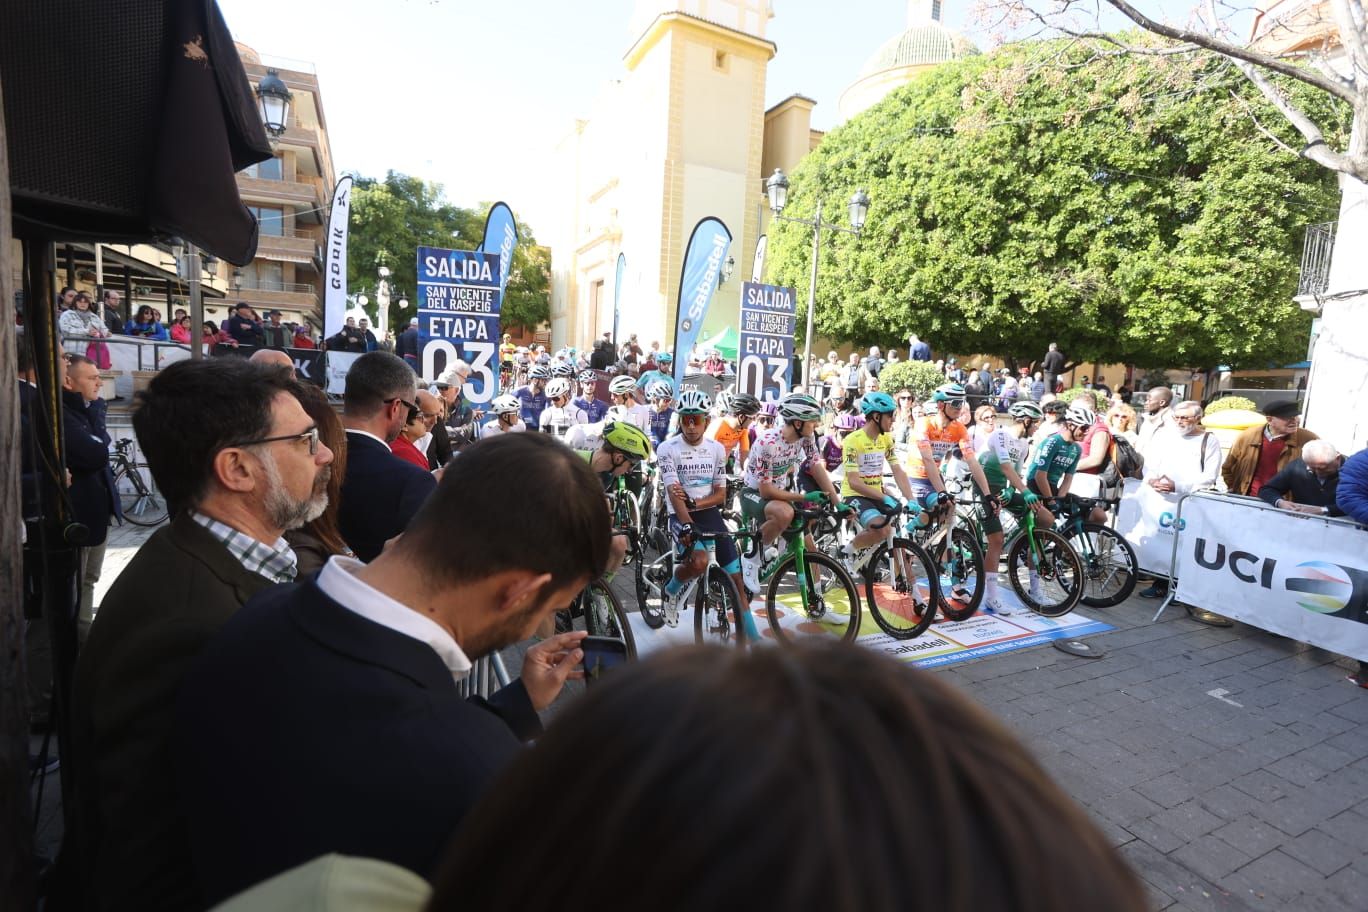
217, 0, 1213, 237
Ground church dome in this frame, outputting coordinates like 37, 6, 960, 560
858, 24, 976, 77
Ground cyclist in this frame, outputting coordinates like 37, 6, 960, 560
838, 392, 918, 574
706, 391, 760, 473
574, 370, 608, 423
1028, 401, 1092, 512
906, 383, 992, 504
750, 400, 778, 446
656, 390, 760, 641
798, 413, 856, 494
739, 392, 842, 593
499, 333, 517, 371
646, 380, 676, 447
636, 351, 676, 394
575, 420, 654, 575
514, 364, 551, 428
975, 400, 1054, 614
605, 374, 651, 432
480, 394, 526, 438
539, 378, 587, 439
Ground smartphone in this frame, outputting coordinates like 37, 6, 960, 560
580, 636, 630, 686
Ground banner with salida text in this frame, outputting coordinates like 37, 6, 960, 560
416, 246, 502, 404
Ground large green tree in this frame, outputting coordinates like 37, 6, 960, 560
766, 39, 1348, 370
347, 173, 549, 334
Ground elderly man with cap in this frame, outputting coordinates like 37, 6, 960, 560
396, 316, 422, 371
1221, 399, 1318, 497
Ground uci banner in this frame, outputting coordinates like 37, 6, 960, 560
477, 201, 518, 295
1171, 492, 1368, 661
322, 175, 353, 340
738, 281, 795, 401
671, 217, 732, 388
416, 246, 502, 404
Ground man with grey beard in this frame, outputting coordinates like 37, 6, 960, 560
69, 359, 334, 911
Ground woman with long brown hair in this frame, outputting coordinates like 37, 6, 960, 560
286, 384, 351, 574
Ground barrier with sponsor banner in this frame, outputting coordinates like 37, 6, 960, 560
1154, 491, 1368, 661
1114, 477, 1184, 576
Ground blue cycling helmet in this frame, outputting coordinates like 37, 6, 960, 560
859, 391, 897, 416
932, 383, 966, 403
657, 351, 674, 364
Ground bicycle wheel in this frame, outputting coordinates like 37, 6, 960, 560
116, 463, 169, 526
1070, 522, 1138, 607
582, 579, 637, 657
864, 537, 939, 639
694, 565, 746, 648
1006, 528, 1084, 617
764, 552, 861, 644
928, 525, 984, 622
633, 549, 670, 630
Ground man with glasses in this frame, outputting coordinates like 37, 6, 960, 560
1257, 439, 1345, 516
71, 359, 334, 911
1136, 401, 1225, 620
340, 352, 438, 561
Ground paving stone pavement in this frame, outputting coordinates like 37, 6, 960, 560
37, 527, 1368, 911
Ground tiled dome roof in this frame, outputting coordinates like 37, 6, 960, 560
858, 25, 976, 75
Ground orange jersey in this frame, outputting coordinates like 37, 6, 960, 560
706, 416, 750, 466
904, 416, 969, 480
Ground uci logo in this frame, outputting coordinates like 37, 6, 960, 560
1159, 512, 1186, 530
1194, 539, 1368, 624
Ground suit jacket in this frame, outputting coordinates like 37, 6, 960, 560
1258, 457, 1343, 513
69, 513, 278, 911
338, 431, 436, 561
173, 580, 541, 907
61, 389, 116, 546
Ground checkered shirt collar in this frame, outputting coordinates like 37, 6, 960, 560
189, 511, 298, 584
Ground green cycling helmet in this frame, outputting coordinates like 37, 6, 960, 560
778, 392, 823, 422
859, 391, 897, 416
602, 421, 653, 460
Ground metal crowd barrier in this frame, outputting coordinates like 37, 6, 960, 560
456, 652, 512, 700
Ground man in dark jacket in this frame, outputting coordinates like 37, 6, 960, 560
173, 433, 605, 905
225, 302, 264, 347
395, 317, 422, 370
69, 359, 334, 911
1041, 342, 1066, 394
61, 355, 119, 640
1258, 439, 1344, 516
325, 316, 367, 353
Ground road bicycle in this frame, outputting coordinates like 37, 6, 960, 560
634, 527, 747, 648
110, 438, 169, 527
559, 573, 637, 658
956, 488, 1085, 616
1052, 495, 1139, 606
608, 472, 643, 564
734, 492, 863, 644
913, 483, 985, 622
846, 501, 943, 639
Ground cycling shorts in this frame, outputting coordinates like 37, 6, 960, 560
845, 496, 888, 528
980, 488, 1029, 536
739, 487, 768, 528
669, 507, 739, 573
908, 478, 936, 500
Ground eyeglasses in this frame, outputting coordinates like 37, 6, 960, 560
229, 425, 320, 455
1173, 414, 1201, 423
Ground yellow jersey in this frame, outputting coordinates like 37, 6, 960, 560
841, 428, 896, 498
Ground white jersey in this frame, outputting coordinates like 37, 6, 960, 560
607, 402, 651, 433
976, 427, 1031, 488
656, 436, 727, 515
539, 403, 587, 439
743, 427, 819, 490
481, 417, 526, 438
564, 421, 606, 452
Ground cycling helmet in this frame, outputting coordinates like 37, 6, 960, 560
491, 394, 520, 416
528, 364, 551, 380
859, 391, 897, 416
578, 370, 598, 385
602, 421, 653, 460
1064, 403, 1096, 427
676, 389, 712, 415
730, 393, 761, 417
647, 380, 674, 401
551, 362, 576, 378
713, 389, 733, 413
657, 351, 673, 364
545, 378, 572, 399
932, 383, 966, 403
1008, 401, 1044, 421
834, 413, 863, 431
759, 401, 779, 417
608, 375, 638, 396
778, 392, 822, 422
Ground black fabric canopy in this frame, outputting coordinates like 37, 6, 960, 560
2, 0, 273, 264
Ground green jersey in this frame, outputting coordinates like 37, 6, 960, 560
1027, 432, 1080, 490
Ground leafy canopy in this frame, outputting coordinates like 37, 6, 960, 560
766, 38, 1347, 370
347, 172, 549, 333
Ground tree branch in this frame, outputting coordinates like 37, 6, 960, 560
1228, 88, 1301, 157
1235, 59, 1367, 178
1327, 0, 1368, 86
1098, 0, 1357, 103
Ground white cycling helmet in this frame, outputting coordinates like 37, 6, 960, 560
1008, 401, 1044, 421
778, 392, 822, 422
546, 378, 572, 399
491, 394, 520, 416
676, 389, 712, 415
647, 380, 674, 401
1065, 403, 1096, 427
528, 364, 551, 380
609, 375, 637, 396
551, 362, 576, 378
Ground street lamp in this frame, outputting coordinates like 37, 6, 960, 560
255, 69, 293, 137
721, 255, 736, 285
765, 168, 870, 393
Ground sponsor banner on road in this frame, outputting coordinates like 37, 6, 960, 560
1173, 492, 1368, 660
671, 217, 732, 388
737, 281, 796, 401
417, 246, 502, 404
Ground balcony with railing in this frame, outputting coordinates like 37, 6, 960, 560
256, 228, 321, 264
1296, 220, 1336, 311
